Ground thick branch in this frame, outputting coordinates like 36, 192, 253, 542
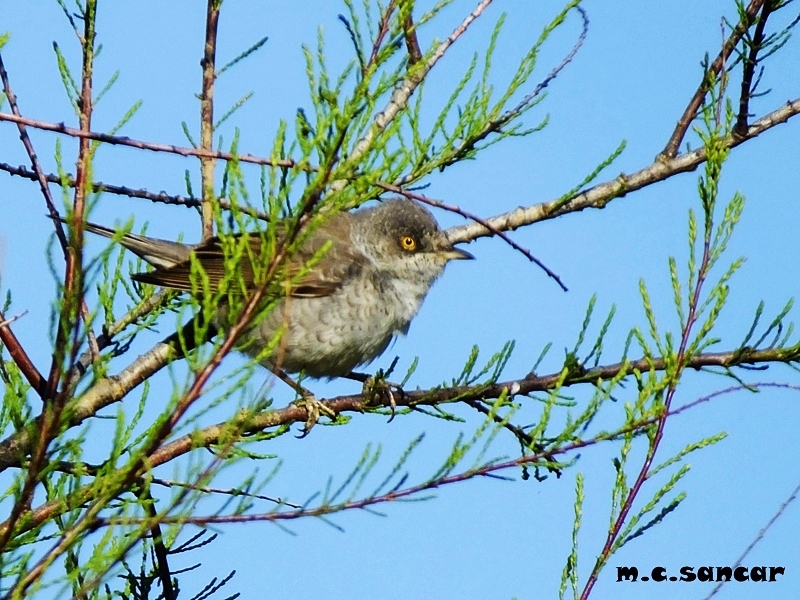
148, 343, 800, 466
14, 382, 799, 538
445, 97, 800, 246
199, 0, 220, 239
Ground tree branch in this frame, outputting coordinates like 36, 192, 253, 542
445, 97, 800, 246
0, 112, 297, 168
734, 0, 775, 136
660, 0, 766, 158
334, 0, 494, 190
199, 0, 220, 239
0, 161, 270, 220
0, 310, 46, 396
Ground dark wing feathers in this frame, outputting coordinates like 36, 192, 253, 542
131, 215, 367, 299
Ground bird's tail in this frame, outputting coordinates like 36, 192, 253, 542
56, 216, 192, 269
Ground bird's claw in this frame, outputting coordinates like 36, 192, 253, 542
294, 393, 336, 438
362, 375, 404, 422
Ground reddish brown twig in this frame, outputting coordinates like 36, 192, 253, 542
0, 310, 45, 396
660, 0, 766, 158
0, 161, 270, 220
402, 9, 422, 65
378, 183, 569, 291
0, 4, 100, 584
582, 116, 724, 597
0, 54, 100, 390
0, 112, 298, 168
367, 1, 397, 73
734, 1, 775, 136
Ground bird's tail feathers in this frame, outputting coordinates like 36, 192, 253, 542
53, 215, 192, 269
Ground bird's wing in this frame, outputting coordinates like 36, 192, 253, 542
132, 215, 366, 298
282, 215, 368, 298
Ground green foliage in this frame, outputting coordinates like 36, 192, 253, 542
559, 473, 583, 600
1, 0, 799, 598
52, 43, 80, 112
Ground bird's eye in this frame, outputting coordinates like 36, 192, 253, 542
400, 235, 417, 251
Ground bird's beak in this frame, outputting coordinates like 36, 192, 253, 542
439, 246, 475, 261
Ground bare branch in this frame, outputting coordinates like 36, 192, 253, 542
660, 0, 766, 158
734, 1, 775, 135
335, 0, 494, 187
446, 97, 800, 245
0, 309, 46, 396
0, 161, 270, 219
85, 344, 800, 472
0, 112, 298, 168
378, 183, 568, 291
199, 0, 220, 239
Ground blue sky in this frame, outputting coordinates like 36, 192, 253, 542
1, 1, 800, 599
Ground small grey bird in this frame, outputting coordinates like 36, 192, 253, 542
83, 199, 474, 379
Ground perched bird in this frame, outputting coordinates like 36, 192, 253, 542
82, 199, 474, 382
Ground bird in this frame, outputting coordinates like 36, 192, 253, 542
81, 199, 474, 427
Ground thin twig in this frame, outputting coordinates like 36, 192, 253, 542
734, 1, 774, 135
705, 477, 800, 599
151, 478, 301, 509
366, 1, 397, 72
0, 112, 298, 168
0, 161, 270, 220
0, 309, 45, 395
0, 310, 27, 328
379, 184, 568, 291
335, 0, 494, 191
660, 0, 766, 158
425, 5, 588, 173
140, 490, 177, 600
402, 9, 422, 65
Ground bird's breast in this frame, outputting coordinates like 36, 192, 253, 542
225, 265, 442, 378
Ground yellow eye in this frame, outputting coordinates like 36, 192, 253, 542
400, 235, 417, 251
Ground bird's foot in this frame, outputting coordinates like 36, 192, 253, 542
293, 392, 337, 438
360, 372, 405, 422
272, 368, 336, 437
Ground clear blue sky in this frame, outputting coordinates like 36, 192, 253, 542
1, 1, 800, 599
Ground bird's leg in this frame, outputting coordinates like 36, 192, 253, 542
272, 368, 336, 437
346, 366, 405, 422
